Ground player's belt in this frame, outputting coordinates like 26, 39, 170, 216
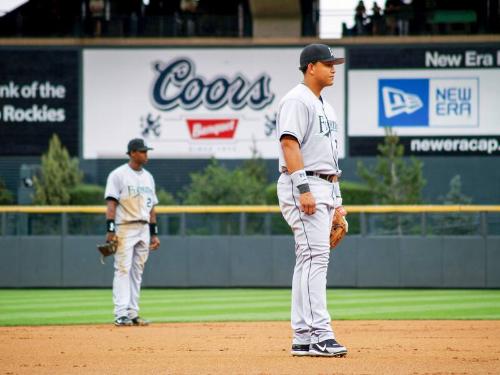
305, 171, 338, 183
118, 220, 148, 225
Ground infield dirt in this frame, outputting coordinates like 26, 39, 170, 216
1, 320, 499, 374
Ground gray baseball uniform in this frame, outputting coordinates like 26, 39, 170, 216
277, 83, 342, 345
105, 163, 158, 320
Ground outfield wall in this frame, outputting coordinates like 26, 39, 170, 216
1, 235, 499, 288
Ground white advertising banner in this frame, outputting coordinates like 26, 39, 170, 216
348, 69, 500, 136
347, 45, 500, 156
83, 48, 346, 159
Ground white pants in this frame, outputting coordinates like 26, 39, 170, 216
277, 173, 337, 344
113, 222, 150, 319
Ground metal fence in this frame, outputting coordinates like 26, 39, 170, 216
1, 205, 499, 237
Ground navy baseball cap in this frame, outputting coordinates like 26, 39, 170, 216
299, 44, 345, 69
127, 138, 153, 154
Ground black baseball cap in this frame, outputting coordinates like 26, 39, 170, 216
299, 43, 345, 70
127, 138, 153, 154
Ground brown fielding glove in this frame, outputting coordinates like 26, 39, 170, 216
330, 209, 348, 249
97, 237, 118, 264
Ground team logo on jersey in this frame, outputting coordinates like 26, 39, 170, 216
186, 119, 238, 139
316, 115, 338, 136
150, 58, 275, 111
128, 186, 153, 196
378, 78, 478, 128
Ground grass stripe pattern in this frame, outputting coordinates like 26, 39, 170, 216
0, 289, 499, 326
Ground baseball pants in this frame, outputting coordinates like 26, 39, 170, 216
277, 173, 337, 345
113, 222, 150, 319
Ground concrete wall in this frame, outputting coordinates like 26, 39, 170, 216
1, 235, 499, 288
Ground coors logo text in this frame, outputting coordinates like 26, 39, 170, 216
151, 58, 274, 111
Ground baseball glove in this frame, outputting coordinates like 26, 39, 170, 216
330, 209, 348, 249
97, 238, 118, 264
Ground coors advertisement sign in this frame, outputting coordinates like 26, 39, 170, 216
83, 48, 345, 159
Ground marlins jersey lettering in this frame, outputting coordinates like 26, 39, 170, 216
277, 83, 341, 175
104, 164, 158, 224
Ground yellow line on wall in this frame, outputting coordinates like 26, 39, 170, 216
0, 205, 499, 214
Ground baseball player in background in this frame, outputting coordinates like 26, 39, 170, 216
276, 44, 348, 357
104, 138, 160, 326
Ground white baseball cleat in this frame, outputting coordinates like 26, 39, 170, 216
309, 339, 347, 357
114, 316, 133, 326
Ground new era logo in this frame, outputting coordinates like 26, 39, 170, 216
382, 86, 423, 118
378, 79, 429, 127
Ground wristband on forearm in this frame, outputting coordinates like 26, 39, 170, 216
149, 223, 158, 236
333, 182, 343, 207
290, 169, 310, 194
106, 219, 116, 233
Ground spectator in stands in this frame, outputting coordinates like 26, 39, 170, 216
354, 1, 367, 35
180, 0, 198, 36
370, 2, 384, 35
384, 0, 400, 35
398, 0, 413, 35
89, 0, 105, 36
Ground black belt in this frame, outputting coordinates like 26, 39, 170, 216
305, 171, 337, 183
119, 220, 148, 225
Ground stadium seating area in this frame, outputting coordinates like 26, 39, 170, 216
0, 0, 498, 38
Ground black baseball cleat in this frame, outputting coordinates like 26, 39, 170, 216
131, 316, 150, 326
114, 316, 133, 326
291, 344, 311, 356
309, 339, 347, 357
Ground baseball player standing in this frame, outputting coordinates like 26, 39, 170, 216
104, 138, 160, 326
276, 44, 347, 357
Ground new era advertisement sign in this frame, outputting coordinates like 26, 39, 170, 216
348, 45, 499, 156
378, 78, 478, 128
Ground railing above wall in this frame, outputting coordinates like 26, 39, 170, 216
1, 205, 500, 214
1, 34, 500, 47
0, 205, 499, 237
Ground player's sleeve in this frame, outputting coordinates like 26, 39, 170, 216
104, 171, 121, 201
277, 99, 309, 145
151, 175, 159, 206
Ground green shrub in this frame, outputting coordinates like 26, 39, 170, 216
265, 182, 278, 205
0, 178, 14, 205
357, 128, 426, 205
33, 134, 83, 205
157, 189, 177, 205
341, 181, 372, 205
340, 181, 371, 234
69, 184, 105, 205
433, 175, 476, 235
181, 159, 266, 205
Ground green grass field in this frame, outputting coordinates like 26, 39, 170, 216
0, 289, 499, 326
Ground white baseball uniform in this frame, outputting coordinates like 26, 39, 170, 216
276, 83, 342, 345
104, 163, 158, 319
